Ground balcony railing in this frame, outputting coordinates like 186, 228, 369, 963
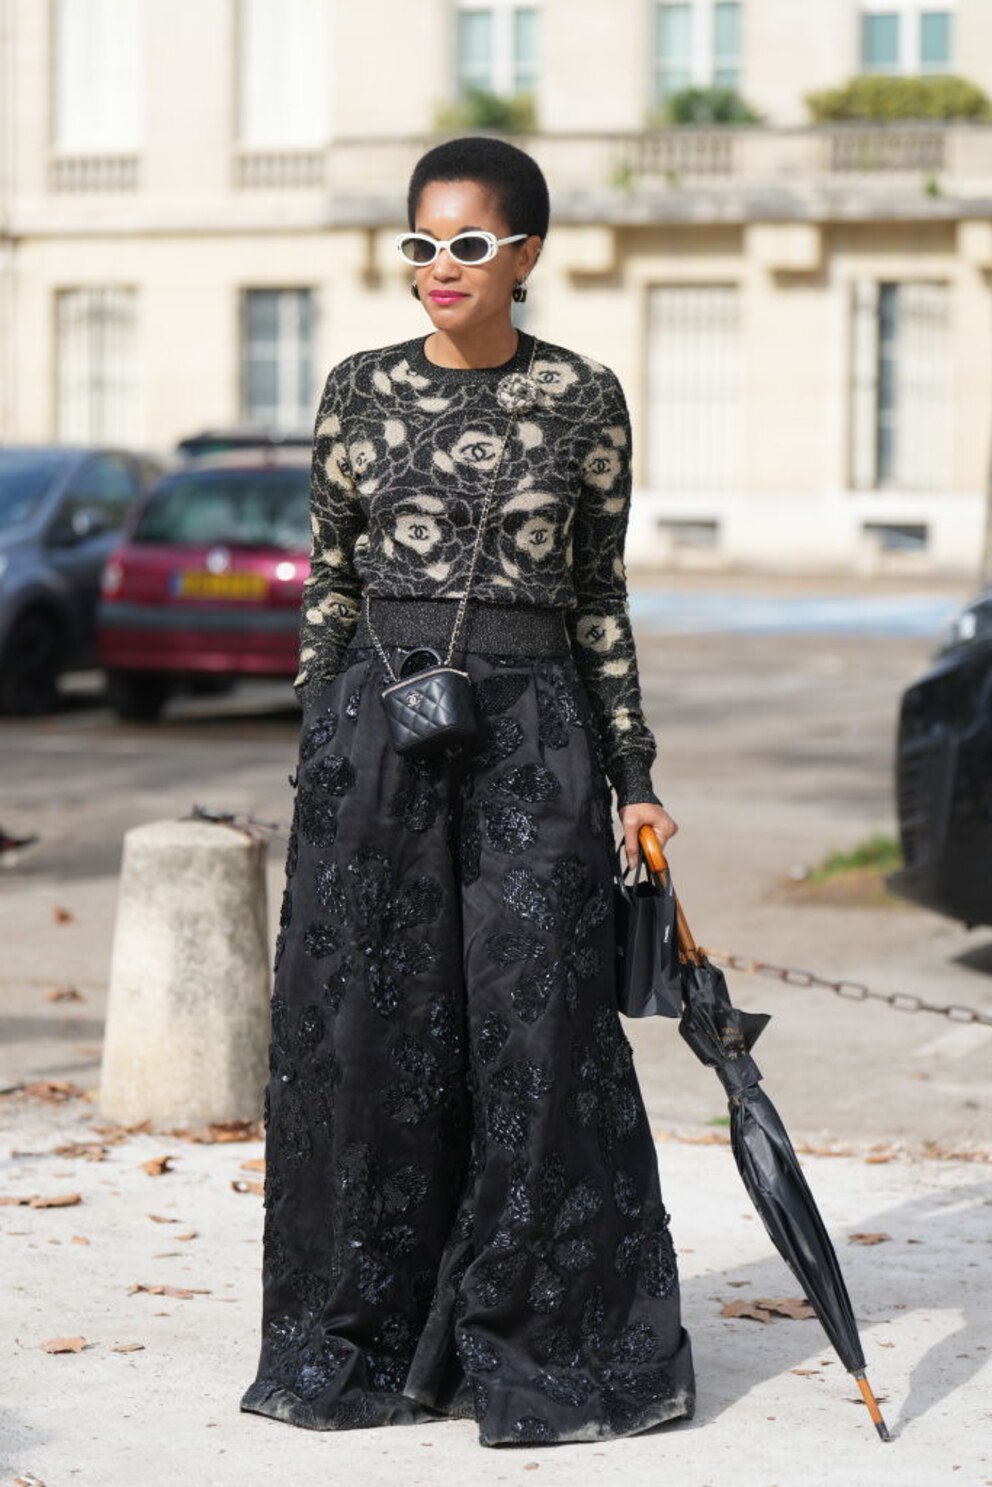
321, 122, 991, 207
40, 124, 992, 206
233, 150, 326, 190
49, 155, 140, 192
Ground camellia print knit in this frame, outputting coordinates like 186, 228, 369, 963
295, 328, 661, 811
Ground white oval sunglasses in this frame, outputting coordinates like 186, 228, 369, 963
395, 230, 528, 267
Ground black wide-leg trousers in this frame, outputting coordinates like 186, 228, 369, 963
240, 605, 695, 1447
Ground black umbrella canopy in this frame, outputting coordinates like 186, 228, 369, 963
638, 826, 892, 1443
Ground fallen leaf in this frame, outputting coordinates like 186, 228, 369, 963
53, 906, 75, 924
128, 1283, 211, 1299
7, 1080, 86, 1103
720, 1300, 771, 1323
140, 1155, 175, 1177
176, 1231, 198, 1241
13, 1473, 47, 1486
32, 1191, 83, 1208
790, 1368, 820, 1375
865, 1153, 894, 1165
231, 1179, 264, 1196
849, 1232, 892, 1246
52, 1141, 109, 1161
877, 1341, 895, 1348
45, 985, 84, 1002
70, 1235, 90, 1245
148, 1213, 178, 1224
163, 1118, 262, 1144
112, 1343, 145, 1353
721, 1297, 816, 1323
39, 1335, 88, 1353
241, 1158, 265, 1172
91, 1120, 151, 1139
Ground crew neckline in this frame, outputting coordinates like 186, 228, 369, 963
411, 329, 535, 378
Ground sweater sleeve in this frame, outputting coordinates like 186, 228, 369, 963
565, 372, 662, 811
293, 364, 366, 697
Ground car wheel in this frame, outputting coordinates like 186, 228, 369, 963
0, 609, 63, 716
186, 675, 236, 697
106, 669, 173, 722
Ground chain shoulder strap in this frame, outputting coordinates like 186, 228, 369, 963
363, 335, 538, 684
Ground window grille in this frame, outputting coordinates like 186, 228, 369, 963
56, 287, 139, 444
241, 289, 316, 429
849, 279, 951, 491
647, 284, 743, 493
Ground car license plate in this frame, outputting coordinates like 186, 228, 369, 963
174, 571, 268, 600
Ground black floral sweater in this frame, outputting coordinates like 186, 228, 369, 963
295, 328, 661, 810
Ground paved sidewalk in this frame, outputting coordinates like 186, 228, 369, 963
3, 573, 990, 1483
2, 1090, 990, 1487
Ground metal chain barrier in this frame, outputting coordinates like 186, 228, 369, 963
187, 806, 992, 1029
700, 947, 992, 1028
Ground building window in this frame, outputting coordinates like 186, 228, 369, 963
850, 280, 951, 492
241, 290, 315, 430
861, 13, 901, 72
646, 285, 742, 493
53, 0, 142, 152
919, 10, 952, 69
238, 0, 330, 147
654, 4, 693, 101
712, 2, 741, 88
654, 1, 742, 105
455, 2, 540, 98
859, 6, 954, 75
56, 288, 139, 444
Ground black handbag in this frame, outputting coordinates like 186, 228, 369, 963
378, 645, 478, 757
364, 340, 539, 760
613, 838, 683, 1018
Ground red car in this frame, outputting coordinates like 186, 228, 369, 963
97, 450, 310, 720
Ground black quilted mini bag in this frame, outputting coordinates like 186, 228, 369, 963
378, 651, 479, 757
365, 339, 540, 760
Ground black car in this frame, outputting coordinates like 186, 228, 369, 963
0, 444, 164, 714
175, 426, 312, 460
886, 587, 992, 928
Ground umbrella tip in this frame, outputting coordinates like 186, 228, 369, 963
854, 1372, 893, 1443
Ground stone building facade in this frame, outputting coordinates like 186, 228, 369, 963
1, 0, 991, 573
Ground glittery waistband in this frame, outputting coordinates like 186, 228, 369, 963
353, 596, 573, 656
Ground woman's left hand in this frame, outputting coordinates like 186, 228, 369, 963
619, 801, 678, 871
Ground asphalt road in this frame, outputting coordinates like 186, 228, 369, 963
2, 573, 990, 1149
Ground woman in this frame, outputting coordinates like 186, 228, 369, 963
240, 135, 695, 1447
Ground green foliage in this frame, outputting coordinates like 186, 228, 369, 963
434, 86, 537, 134
807, 832, 902, 883
806, 74, 992, 122
648, 85, 763, 127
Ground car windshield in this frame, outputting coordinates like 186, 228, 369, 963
0, 450, 69, 531
133, 471, 310, 551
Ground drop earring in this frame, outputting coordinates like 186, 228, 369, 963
512, 280, 528, 303
410, 282, 421, 300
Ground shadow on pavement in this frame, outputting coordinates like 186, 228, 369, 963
675, 1173, 992, 1441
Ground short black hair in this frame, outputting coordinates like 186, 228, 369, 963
407, 135, 550, 241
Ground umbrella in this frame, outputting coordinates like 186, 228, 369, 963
636, 824, 892, 1443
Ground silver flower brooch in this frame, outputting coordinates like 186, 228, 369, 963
495, 371, 543, 415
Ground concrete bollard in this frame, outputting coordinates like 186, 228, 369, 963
99, 818, 271, 1128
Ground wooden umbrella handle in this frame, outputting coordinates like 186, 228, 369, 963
637, 824, 705, 965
